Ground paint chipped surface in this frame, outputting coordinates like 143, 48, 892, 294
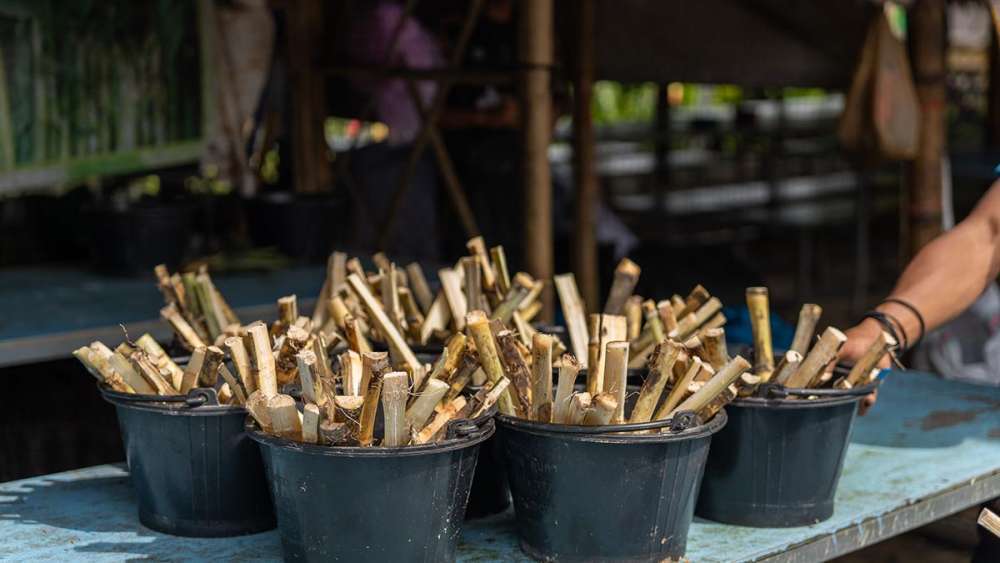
919, 409, 979, 430
0, 373, 996, 562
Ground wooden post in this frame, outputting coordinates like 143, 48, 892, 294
989, 15, 1000, 149
287, 0, 329, 194
572, 0, 599, 313
907, 0, 946, 256
519, 0, 555, 322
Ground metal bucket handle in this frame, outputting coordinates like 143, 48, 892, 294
102, 385, 220, 408
446, 405, 497, 441
525, 410, 701, 435
755, 380, 879, 399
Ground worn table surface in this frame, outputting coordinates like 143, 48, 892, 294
0, 266, 324, 367
1, 372, 997, 562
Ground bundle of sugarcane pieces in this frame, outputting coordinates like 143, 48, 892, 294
554, 258, 728, 373
73, 333, 248, 405
248, 325, 511, 447
469, 319, 753, 427
305, 237, 564, 357
744, 287, 894, 394
470, 261, 751, 427
155, 264, 241, 350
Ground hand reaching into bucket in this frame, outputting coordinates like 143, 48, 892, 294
837, 319, 893, 416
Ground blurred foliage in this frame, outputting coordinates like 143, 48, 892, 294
590, 82, 833, 125
0, 0, 201, 169
185, 164, 232, 196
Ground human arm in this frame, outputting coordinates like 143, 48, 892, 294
843, 180, 1000, 413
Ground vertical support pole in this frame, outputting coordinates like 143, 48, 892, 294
653, 82, 671, 212
288, 0, 330, 194
988, 14, 1000, 149
519, 0, 555, 321
907, 0, 946, 256
572, 0, 599, 313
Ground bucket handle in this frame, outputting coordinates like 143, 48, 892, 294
755, 381, 879, 399
445, 405, 497, 441
110, 387, 220, 408
525, 411, 701, 435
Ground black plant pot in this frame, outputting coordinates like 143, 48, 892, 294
248, 192, 347, 263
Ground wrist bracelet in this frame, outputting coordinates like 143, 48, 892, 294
880, 298, 926, 348
862, 311, 908, 352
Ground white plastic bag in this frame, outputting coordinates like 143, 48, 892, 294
914, 284, 1000, 386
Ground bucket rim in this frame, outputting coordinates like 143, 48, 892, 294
732, 380, 881, 409
99, 384, 246, 416
495, 408, 726, 443
246, 416, 496, 457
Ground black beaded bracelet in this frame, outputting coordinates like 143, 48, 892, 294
880, 298, 926, 348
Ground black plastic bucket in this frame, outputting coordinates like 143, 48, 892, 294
249, 413, 495, 562
696, 382, 878, 527
498, 411, 726, 562
462, 385, 510, 519
100, 386, 276, 537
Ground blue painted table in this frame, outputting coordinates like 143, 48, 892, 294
0, 266, 325, 367
1, 372, 997, 561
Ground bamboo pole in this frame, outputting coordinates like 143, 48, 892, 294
247, 322, 277, 396
838, 331, 894, 388
466, 311, 517, 415
671, 356, 751, 417
381, 372, 410, 447
583, 393, 617, 425
603, 258, 640, 315
495, 329, 533, 417
784, 327, 847, 388
772, 350, 804, 386
790, 304, 823, 356
745, 288, 774, 381
656, 357, 704, 420
566, 392, 591, 425
405, 262, 434, 314
630, 340, 683, 423
302, 403, 321, 444
520, 0, 555, 321
406, 379, 449, 432
438, 268, 468, 330
907, 0, 947, 256
572, 0, 599, 313
358, 352, 390, 447
679, 285, 710, 318
530, 333, 554, 422
267, 394, 302, 441
602, 341, 629, 423
414, 396, 466, 444
347, 273, 423, 379
471, 377, 511, 418
552, 354, 581, 423
554, 273, 589, 366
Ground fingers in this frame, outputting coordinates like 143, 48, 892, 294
857, 389, 878, 416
